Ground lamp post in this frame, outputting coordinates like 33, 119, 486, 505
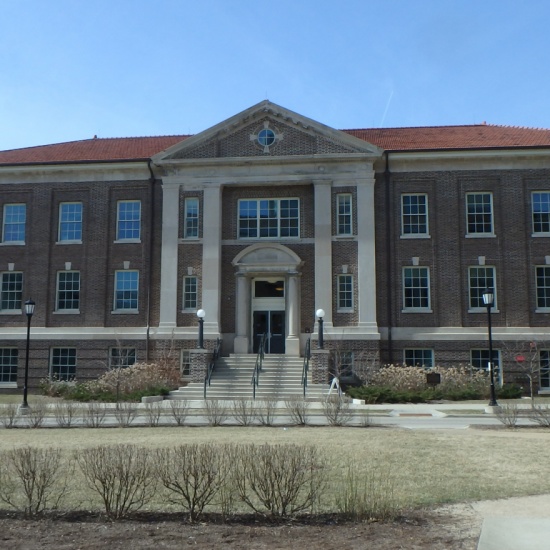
482, 289, 498, 407
21, 299, 35, 411
197, 309, 205, 349
316, 308, 325, 350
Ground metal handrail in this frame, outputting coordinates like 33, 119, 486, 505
251, 332, 267, 399
203, 338, 222, 399
302, 337, 311, 397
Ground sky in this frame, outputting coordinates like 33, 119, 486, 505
1, 0, 549, 151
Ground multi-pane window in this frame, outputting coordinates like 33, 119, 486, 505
116, 201, 141, 240
0, 348, 18, 384
50, 348, 76, 381
183, 276, 198, 310
469, 267, 496, 309
238, 199, 299, 239
404, 349, 434, 368
333, 351, 354, 377
337, 274, 353, 311
184, 198, 199, 238
114, 271, 139, 311
540, 350, 550, 389
181, 350, 191, 377
109, 348, 136, 369
401, 194, 428, 236
470, 349, 501, 382
532, 192, 550, 234
402, 267, 430, 310
1, 272, 23, 311
336, 194, 352, 236
536, 267, 550, 310
2, 204, 26, 243
58, 202, 82, 242
466, 193, 494, 235
56, 271, 80, 311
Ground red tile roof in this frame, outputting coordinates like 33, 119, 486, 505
1, 124, 549, 166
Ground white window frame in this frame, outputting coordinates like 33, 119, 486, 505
238, 198, 300, 239
0, 347, 18, 386
336, 193, 353, 236
109, 347, 137, 369
50, 347, 77, 381
55, 271, 80, 313
184, 198, 199, 239
113, 270, 139, 313
58, 202, 83, 243
0, 271, 23, 313
180, 349, 191, 378
468, 266, 497, 312
2, 203, 26, 244
401, 193, 430, 238
116, 200, 141, 242
536, 266, 550, 312
540, 350, 550, 389
465, 192, 495, 237
532, 191, 550, 236
404, 349, 434, 368
337, 274, 354, 312
183, 276, 198, 311
402, 266, 432, 312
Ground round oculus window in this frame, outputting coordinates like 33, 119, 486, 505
257, 128, 276, 147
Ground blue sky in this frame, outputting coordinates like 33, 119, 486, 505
1, 0, 549, 150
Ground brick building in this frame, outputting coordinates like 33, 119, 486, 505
1, 100, 550, 391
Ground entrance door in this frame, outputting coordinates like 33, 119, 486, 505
253, 310, 285, 354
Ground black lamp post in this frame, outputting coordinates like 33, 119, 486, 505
316, 308, 325, 350
482, 289, 498, 407
21, 299, 35, 411
197, 309, 205, 349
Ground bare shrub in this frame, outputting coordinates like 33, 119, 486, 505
114, 402, 138, 428
359, 408, 373, 427
155, 444, 232, 521
167, 399, 189, 426
76, 444, 156, 519
231, 400, 256, 426
529, 404, 550, 427
53, 401, 80, 428
144, 401, 162, 427
322, 396, 354, 426
495, 403, 519, 428
204, 399, 227, 426
0, 447, 71, 516
83, 402, 106, 428
26, 399, 48, 429
0, 404, 19, 429
284, 396, 310, 426
257, 398, 277, 426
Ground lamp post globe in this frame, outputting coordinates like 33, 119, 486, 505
481, 289, 498, 407
197, 309, 205, 349
316, 308, 325, 350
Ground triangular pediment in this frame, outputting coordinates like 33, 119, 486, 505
153, 100, 382, 162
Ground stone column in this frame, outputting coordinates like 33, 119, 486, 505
285, 270, 300, 355
234, 273, 250, 354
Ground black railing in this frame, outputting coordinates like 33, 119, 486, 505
302, 337, 311, 397
203, 338, 222, 399
251, 332, 267, 399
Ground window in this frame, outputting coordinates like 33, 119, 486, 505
184, 198, 199, 238
536, 267, 550, 310
469, 267, 496, 310
56, 271, 80, 311
114, 271, 139, 311
181, 350, 191, 377
58, 202, 82, 242
466, 193, 494, 235
402, 267, 431, 310
336, 194, 352, 236
401, 194, 429, 236
470, 349, 501, 383
332, 351, 354, 378
1, 272, 23, 312
337, 274, 353, 311
404, 349, 434, 367
109, 348, 136, 369
183, 276, 198, 310
238, 199, 299, 239
116, 201, 141, 241
540, 350, 550, 389
2, 204, 26, 243
532, 192, 550, 234
50, 348, 76, 381
0, 348, 18, 384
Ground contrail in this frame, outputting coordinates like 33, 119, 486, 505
379, 90, 394, 127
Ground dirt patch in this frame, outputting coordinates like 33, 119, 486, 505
0, 505, 482, 550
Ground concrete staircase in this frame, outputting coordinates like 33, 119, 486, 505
169, 354, 328, 401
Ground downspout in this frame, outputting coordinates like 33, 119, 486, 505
145, 160, 156, 362
384, 151, 394, 364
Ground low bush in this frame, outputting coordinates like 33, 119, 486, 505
497, 383, 523, 399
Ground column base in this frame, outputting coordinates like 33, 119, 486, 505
285, 337, 300, 356
234, 336, 249, 354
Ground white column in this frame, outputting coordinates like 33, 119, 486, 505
159, 182, 180, 328
201, 184, 222, 334
357, 169, 378, 331
314, 181, 333, 327
234, 273, 250, 354
285, 271, 300, 355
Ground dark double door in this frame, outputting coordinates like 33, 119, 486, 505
253, 310, 285, 354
